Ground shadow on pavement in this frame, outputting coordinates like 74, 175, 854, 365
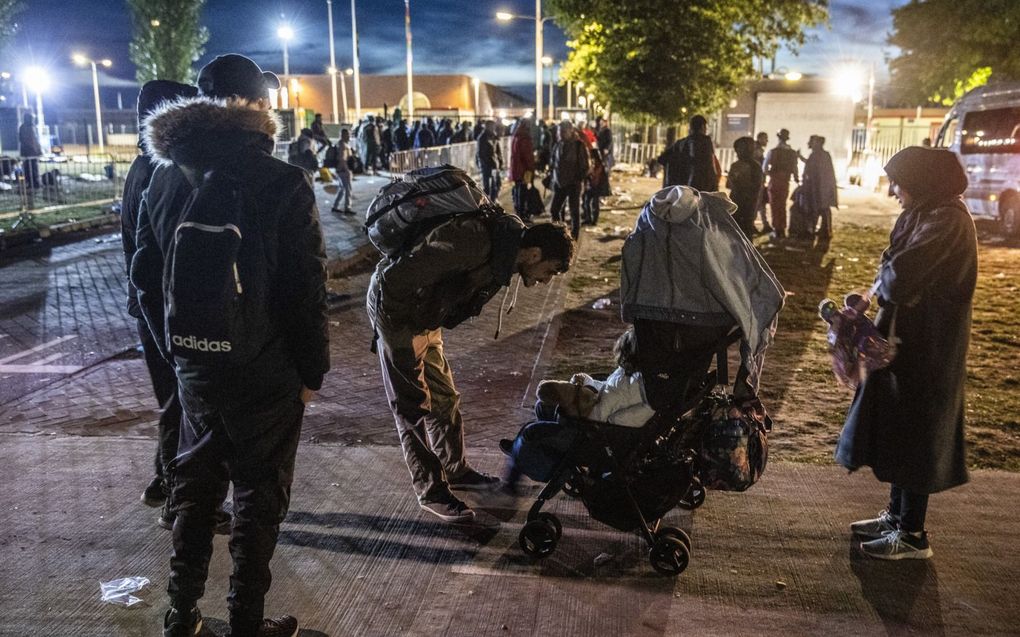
201, 616, 328, 636
849, 546, 945, 636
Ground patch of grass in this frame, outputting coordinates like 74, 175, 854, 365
0, 204, 112, 234
549, 178, 1020, 472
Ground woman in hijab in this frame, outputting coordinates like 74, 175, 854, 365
836, 146, 977, 560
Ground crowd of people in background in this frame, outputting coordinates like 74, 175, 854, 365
286, 109, 617, 241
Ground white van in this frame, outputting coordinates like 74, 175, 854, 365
936, 83, 1020, 236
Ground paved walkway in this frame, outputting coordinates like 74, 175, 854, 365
0, 173, 384, 407
1, 176, 1018, 635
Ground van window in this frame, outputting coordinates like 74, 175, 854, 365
935, 117, 957, 148
960, 107, 1020, 154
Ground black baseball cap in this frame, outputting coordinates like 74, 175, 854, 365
197, 54, 281, 100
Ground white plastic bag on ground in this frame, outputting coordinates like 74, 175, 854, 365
99, 576, 150, 607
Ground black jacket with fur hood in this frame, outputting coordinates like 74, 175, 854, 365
130, 97, 330, 400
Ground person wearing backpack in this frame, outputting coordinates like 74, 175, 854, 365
367, 197, 575, 523
121, 79, 236, 535
657, 115, 719, 192
549, 120, 590, 239
131, 54, 329, 637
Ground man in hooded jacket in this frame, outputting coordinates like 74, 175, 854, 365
120, 80, 227, 533
837, 146, 976, 561
131, 54, 329, 637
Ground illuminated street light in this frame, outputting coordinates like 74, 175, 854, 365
495, 3, 554, 119
784, 71, 803, 81
150, 19, 160, 27
23, 66, 49, 133
277, 22, 294, 107
72, 53, 111, 154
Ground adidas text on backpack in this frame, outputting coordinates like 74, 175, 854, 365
166, 170, 273, 367
365, 165, 494, 257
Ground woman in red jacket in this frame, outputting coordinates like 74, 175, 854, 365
509, 119, 537, 218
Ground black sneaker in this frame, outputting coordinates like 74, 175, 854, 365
419, 493, 475, 523
159, 504, 231, 535
141, 476, 167, 507
163, 606, 202, 637
860, 529, 933, 560
448, 468, 501, 491
158, 499, 176, 530
255, 615, 299, 637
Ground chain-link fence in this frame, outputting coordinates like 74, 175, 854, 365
0, 155, 126, 227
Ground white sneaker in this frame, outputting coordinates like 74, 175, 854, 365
860, 529, 933, 560
850, 510, 898, 539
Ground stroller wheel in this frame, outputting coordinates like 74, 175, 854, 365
535, 512, 562, 540
656, 526, 692, 553
648, 536, 690, 576
678, 485, 706, 511
520, 519, 559, 558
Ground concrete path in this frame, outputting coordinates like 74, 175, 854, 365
2, 437, 1017, 636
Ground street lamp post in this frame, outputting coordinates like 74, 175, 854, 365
277, 23, 294, 108
23, 66, 49, 141
404, 0, 413, 120
326, 0, 339, 123
342, 68, 353, 123
351, 0, 362, 121
72, 54, 112, 155
542, 56, 554, 120
496, 4, 553, 119
471, 77, 481, 118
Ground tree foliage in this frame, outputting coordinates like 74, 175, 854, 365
127, 0, 210, 84
889, 0, 1020, 106
0, 0, 24, 53
548, 0, 827, 122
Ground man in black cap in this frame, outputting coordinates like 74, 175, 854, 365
762, 128, 800, 239
132, 54, 329, 637
121, 79, 235, 535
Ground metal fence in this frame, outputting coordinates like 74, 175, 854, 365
387, 139, 510, 178
0, 155, 125, 222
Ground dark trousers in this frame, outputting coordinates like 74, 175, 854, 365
888, 484, 929, 533
766, 176, 791, 234
551, 183, 581, 238
137, 319, 181, 480
21, 157, 41, 189
481, 166, 500, 201
168, 386, 304, 635
583, 189, 601, 225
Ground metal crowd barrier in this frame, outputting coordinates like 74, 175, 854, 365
0, 154, 124, 223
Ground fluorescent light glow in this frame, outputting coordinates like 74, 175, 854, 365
23, 66, 49, 93
495, 11, 514, 21
277, 24, 294, 41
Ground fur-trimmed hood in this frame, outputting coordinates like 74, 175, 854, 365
142, 96, 278, 169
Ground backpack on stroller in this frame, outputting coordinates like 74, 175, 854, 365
510, 329, 771, 576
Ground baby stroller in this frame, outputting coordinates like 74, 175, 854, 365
513, 329, 769, 576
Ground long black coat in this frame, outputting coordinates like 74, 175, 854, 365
836, 197, 977, 494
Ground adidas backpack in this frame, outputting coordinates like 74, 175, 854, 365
165, 171, 272, 366
365, 165, 492, 257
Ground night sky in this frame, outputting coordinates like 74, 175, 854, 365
4, 0, 906, 109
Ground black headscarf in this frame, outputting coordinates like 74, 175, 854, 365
884, 146, 968, 204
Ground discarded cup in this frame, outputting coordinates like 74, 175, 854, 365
99, 576, 151, 607
592, 298, 612, 310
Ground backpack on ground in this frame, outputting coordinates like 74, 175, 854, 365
364, 164, 494, 257
165, 171, 272, 367
347, 154, 364, 174
526, 184, 544, 218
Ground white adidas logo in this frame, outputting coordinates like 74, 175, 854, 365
171, 334, 233, 353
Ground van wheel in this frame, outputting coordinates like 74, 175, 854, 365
1002, 198, 1020, 237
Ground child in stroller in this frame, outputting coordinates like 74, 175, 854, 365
502, 326, 750, 575
499, 328, 653, 486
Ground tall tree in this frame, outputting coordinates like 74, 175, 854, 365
127, 0, 210, 84
548, 0, 827, 122
888, 0, 1020, 106
0, 0, 24, 53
